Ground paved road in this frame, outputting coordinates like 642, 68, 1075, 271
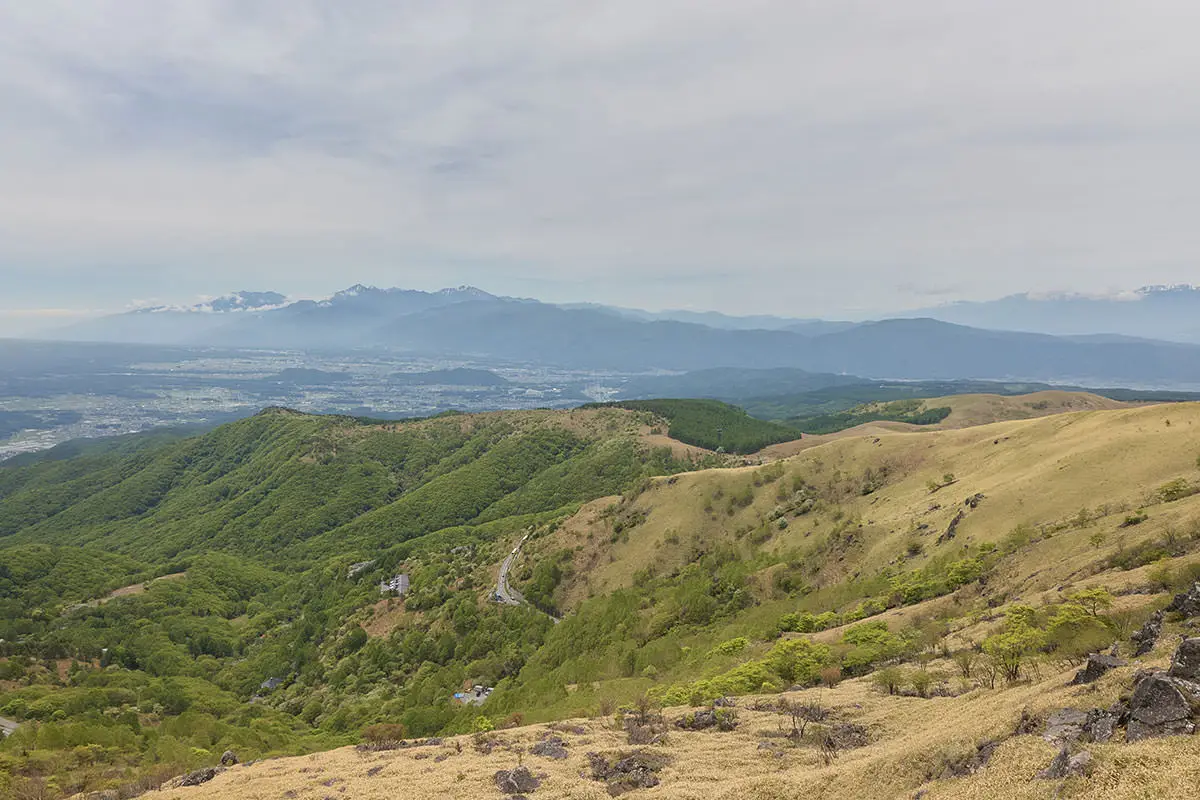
0, 716, 18, 738
495, 533, 530, 606
495, 533, 563, 624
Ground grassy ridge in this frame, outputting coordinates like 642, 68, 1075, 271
588, 399, 800, 453
789, 398, 952, 434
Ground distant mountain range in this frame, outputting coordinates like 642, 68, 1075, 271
903, 285, 1200, 344
48, 283, 1200, 388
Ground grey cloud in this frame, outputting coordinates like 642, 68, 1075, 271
3, 0, 1200, 323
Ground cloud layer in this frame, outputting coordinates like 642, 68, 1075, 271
4, 1, 1200, 324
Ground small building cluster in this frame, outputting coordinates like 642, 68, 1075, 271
453, 684, 493, 706
379, 573, 410, 595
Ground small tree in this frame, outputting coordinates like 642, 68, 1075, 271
1067, 588, 1114, 617
908, 668, 936, 698
778, 697, 828, 740
872, 666, 904, 695
951, 649, 977, 679
982, 623, 1044, 684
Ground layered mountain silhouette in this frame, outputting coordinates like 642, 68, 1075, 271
51, 285, 1200, 386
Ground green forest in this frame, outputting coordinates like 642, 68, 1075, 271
587, 399, 800, 453
0, 407, 702, 797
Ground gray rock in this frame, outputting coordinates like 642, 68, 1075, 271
494, 766, 541, 794
1071, 653, 1126, 685
1125, 670, 1200, 740
1168, 637, 1200, 681
1036, 747, 1094, 780
1129, 674, 1193, 727
1036, 746, 1071, 779
1083, 708, 1118, 743
1043, 708, 1088, 744
530, 736, 568, 760
1131, 611, 1164, 656
179, 767, 224, 786
220, 749, 239, 767
1166, 582, 1200, 618
587, 750, 670, 796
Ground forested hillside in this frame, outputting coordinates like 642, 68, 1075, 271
0, 407, 707, 797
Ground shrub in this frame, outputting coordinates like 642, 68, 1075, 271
362, 723, 407, 743
908, 669, 936, 698
766, 638, 831, 686
709, 637, 749, 657
1156, 478, 1199, 504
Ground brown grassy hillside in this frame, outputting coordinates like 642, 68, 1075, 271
150, 614, 1198, 800
542, 402, 1197, 610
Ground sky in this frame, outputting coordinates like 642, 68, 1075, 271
4, 0, 1200, 335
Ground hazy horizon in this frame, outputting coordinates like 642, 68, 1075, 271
7, 1, 1200, 333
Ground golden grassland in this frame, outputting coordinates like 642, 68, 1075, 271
758, 390, 1128, 459
547, 401, 1200, 608
152, 617, 1198, 800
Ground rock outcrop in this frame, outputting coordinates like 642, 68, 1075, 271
1168, 637, 1200, 681
1125, 671, 1200, 741
1037, 747, 1093, 779
1131, 610, 1164, 656
494, 766, 541, 794
530, 735, 569, 760
178, 767, 224, 787
1070, 653, 1126, 685
587, 750, 670, 796
1166, 582, 1200, 618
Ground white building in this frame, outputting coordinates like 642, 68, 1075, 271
380, 573, 410, 595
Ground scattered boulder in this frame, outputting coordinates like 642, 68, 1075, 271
220, 750, 239, 767
1071, 653, 1126, 685
1037, 746, 1094, 779
1083, 708, 1119, 743
494, 766, 541, 794
938, 739, 999, 779
179, 767, 224, 787
937, 511, 966, 544
1043, 708, 1088, 745
1166, 582, 1200, 618
673, 708, 738, 732
1131, 611, 1164, 656
1167, 637, 1200, 681
530, 735, 569, 760
587, 750, 670, 796
1125, 672, 1200, 741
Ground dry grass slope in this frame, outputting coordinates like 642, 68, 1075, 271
152, 619, 1199, 800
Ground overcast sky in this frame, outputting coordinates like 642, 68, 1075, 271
4, 0, 1200, 334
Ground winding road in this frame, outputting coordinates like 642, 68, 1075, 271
495, 533, 530, 606
495, 532, 561, 624
0, 716, 18, 738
